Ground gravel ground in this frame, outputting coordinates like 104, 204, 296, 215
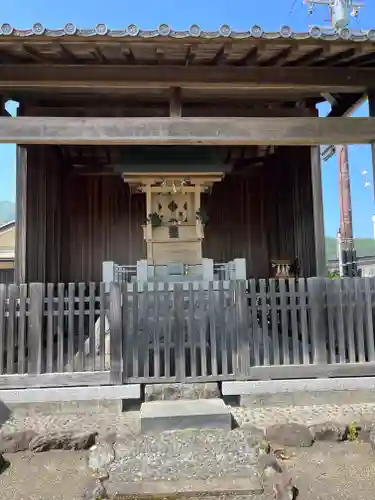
285, 441, 375, 500
0, 409, 141, 437
109, 428, 260, 481
0, 451, 92, 500
2, 402, 375, 437
1, 424, 375, 499
230, 402, 375, 429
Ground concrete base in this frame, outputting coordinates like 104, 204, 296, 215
106, 476, 263, 499
140, 398, 231, 433
144, 382, 220, 401
0, 384, 141, 405
222, 378, 375, 408
222, 378, 375, 396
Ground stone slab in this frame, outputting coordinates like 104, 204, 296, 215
0, 384, 141, 404
107, 476, 263, 499
108, 428, 261, 494
144, 382, 220, 401
222, 377, 375, 396
140, 398, 231, 433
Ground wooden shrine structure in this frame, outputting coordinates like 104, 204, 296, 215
0, 22, 372, 283
0, 23, 375, 393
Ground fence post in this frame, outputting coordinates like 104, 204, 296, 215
0, 284, 6, 375
103, 261, 116, 292
28, 283, 45, 375
236, 280, 250, 377
174, 284, 185, 381
307, 277, 328, 365
108, 282, 123, 384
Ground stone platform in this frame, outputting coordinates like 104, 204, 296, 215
107, 476, 263, 499
105, 428, 263, 497
140, 398, 231, 433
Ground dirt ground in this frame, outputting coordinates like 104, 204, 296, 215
1, 442, 375, 499
0, 450, 93, 500
286, 441, 375, 500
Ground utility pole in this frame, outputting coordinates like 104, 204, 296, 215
337, 145, 357, 275
338, 145, 353, 247
305, 0, 364, 277
304, 0, 363, 30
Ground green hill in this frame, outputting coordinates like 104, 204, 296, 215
326, 236, 375, 261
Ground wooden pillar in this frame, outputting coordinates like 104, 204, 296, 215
169, 87, 182, 117
15, 145, 27, 284
310, 146, 327, 276
368, 91, 375, 204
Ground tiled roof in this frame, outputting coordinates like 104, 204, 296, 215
0, 23, 374, 42
0, 220, 15, 232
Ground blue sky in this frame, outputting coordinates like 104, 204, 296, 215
0, 0, 374, 237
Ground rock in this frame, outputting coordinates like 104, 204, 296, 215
310, 422, 345, 442
82, 478, 108, 500
355, 421, 374, 443
273, 475, 298, 500
266, 423, 314, 447
0, 452, 9, 474
260, 454, 284, 477
241, 424, 266, 445
0, 430, 37, 453
368, 426, 375, 451
144, 382, 220, 401
29, 431, 97, 452
88, 441, 115, 480
0, 400, 11, 428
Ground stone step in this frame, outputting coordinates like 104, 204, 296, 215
106, 428, 264, 498
140, 398, 231, 433
106, 476, 264, 499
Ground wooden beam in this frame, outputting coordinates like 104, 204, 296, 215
310, 146, 327, 277
22, 43, 48, 63
169, 87, 182, 117
286, 47, 324, 67
210, 44, 232, 65
238, 47, 258, 66
313, 48, 356, 67
261, 47, 293, 67
327, 92, 365, 118
15, 145, 27, 284
25, 102, 313, 118
0, 65, 374, 92
1, 116, 375, 145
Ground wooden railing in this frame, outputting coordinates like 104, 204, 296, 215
0, 278, 375, 388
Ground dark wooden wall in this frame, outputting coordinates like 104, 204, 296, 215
203, 147, 316, 277
24, 145, 316, 282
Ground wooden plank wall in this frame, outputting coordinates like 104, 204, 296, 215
24, 145, 316, 282
203, 146, 316, 277
26, 146, 64, 282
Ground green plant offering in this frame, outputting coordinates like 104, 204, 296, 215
147, 212, 163, 228
196, 208, 209, 225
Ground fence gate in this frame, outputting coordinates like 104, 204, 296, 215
115, 281, 250, 384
